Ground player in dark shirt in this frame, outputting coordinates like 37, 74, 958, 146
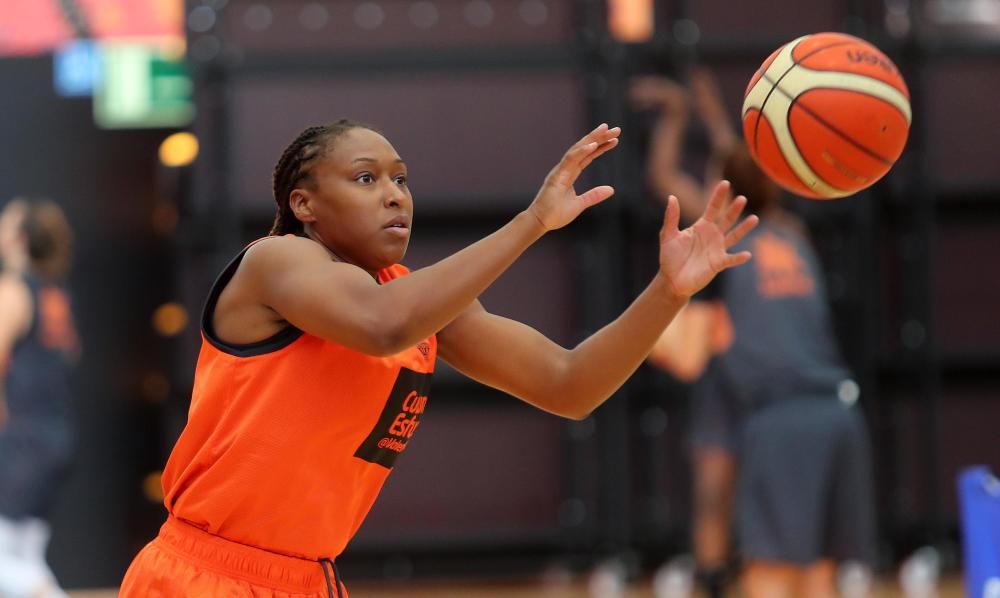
0, 199, 78, 598
637, 71, 876, 598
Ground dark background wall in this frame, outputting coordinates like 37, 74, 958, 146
0, 0, 998, 588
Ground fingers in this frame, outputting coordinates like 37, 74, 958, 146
701, 180, 731, 222
562, 139, 600, 170
577, 123, 619, 152
577, 137, 619, 171
559, 123, 608, 166
660, 196, 680, 242
559, 123, 620, 168
552, 124, 621, 185
725, 214, 759, 248
577, 185, 615, 209
718, 194, 747, 231
721, 250, 753, 269
581, 123, 621, 154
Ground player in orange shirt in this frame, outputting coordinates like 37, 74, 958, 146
120, 120, 758, 597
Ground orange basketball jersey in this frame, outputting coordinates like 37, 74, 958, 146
161, 241, 436, 561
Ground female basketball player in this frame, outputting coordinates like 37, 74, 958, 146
635, 72, 877, 598
0, 199, 77, 598
120, 121, 758, 597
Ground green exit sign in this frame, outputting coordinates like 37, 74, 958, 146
93, 42, 194, 129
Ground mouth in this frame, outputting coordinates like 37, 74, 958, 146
384, 216, 410, 230
384, 216, 410, 238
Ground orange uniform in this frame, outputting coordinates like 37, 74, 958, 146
121, 241, 436, 597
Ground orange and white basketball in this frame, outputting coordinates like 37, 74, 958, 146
742, 32, 911, 199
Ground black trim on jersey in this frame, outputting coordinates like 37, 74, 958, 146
201, 243, 304, 357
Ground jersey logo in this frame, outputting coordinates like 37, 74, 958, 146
354, 367, 432, 469
752, 232, 816, 298
417, 341, 431, 359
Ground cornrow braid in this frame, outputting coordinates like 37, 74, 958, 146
269, 119, 376, 236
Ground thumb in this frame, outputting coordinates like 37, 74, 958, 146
576, 185, 615, 210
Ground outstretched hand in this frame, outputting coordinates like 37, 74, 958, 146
526, 123, 621, 231
628, 76, 689, 112
688, 68, 728, 125
658, 180, 759, 297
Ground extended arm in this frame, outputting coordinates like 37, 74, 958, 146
249, 125, 622, 356
438, 278, 686, 420
439, 182, 757, 419
688, 68, 739, 188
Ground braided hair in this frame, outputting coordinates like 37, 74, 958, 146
270, 119, 375, 235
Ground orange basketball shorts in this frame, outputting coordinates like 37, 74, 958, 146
120, 516, 347, 597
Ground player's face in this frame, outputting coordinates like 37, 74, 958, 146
301, 128, 413, 274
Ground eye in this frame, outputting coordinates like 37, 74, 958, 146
394, 174, 408, 186
356, 173, 374, 184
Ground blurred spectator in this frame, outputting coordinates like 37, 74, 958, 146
0, 198, 78, 598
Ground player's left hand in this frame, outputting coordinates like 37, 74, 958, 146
526, 123, 621, 232
657, 180, 758, 297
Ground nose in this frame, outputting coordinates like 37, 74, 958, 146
383, 181, 408, 210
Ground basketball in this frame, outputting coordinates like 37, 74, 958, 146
741, 32, 911, 199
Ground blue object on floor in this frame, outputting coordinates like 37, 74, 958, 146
958, 466, 1000, 598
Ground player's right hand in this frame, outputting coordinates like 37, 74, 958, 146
525, 123, 620, 231
628, 76, 688, 111
657, 180, 758, 298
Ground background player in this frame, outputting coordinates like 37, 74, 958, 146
632, 70, 743, 598
635, 71, 878, 598
0, 198, 78, 598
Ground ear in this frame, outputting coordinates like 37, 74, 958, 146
289, 189, 317, 224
